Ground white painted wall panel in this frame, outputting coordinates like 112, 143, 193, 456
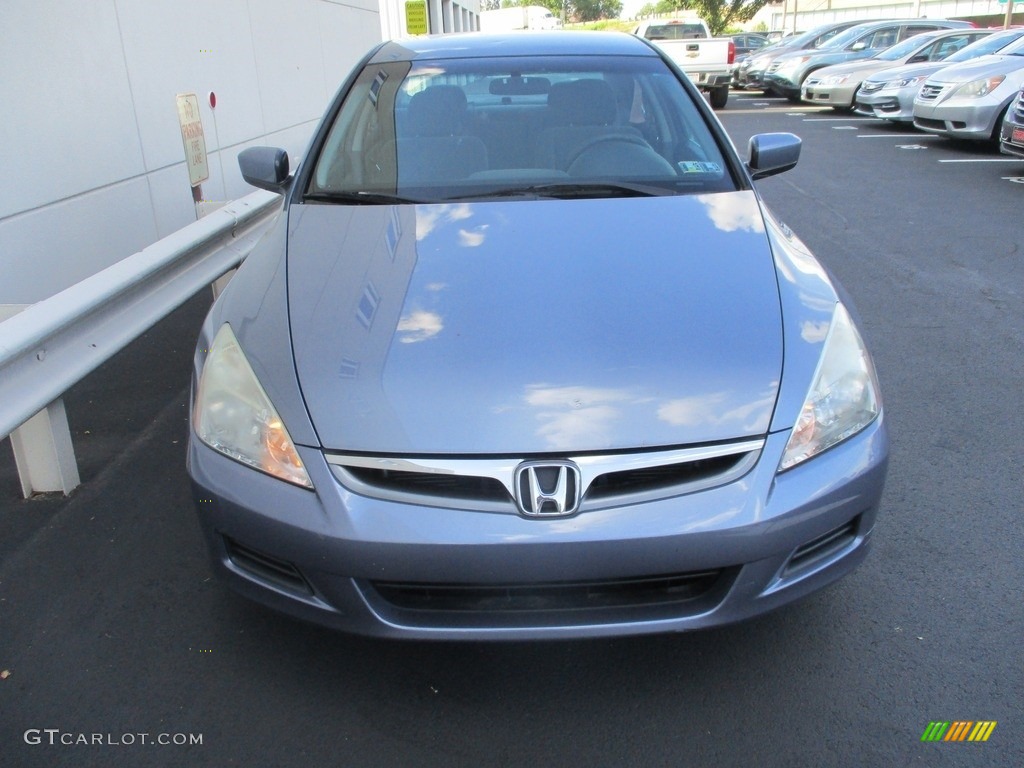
248, 0, 333, 135
0, 0, 145, 219
318, 3, 383, 97
1, 0, 382, 305
115, 0, 265, 172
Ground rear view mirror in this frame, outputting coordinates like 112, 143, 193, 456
238, 146, 291, 192
489, 76, 551, 96
747, 133, 801, 180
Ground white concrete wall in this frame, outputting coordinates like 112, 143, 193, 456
0, 0, 382, 305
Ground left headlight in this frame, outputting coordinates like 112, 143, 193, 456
953, 75, 1005, 99
887, 75, 924, 89
193, 323, 313, 489
779, 303, 881, 471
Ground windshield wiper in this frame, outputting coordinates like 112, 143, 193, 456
450, 181, 675, 201
304, 191, 428, 205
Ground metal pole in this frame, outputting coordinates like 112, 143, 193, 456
792, 0, 798, 36
1006, 0, 1015, 30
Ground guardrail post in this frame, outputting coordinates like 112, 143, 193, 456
9, 399, 80, 497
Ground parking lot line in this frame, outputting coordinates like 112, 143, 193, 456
856, 134, 941, 139
802, 117, 877, 122
938, 158, 1022, 163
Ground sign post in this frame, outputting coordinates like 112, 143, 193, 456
175, 93, 210, 203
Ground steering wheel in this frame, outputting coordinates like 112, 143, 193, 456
566, 134, 656, 169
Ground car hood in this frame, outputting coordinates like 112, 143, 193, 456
926, 54, 1024, 83
864, 61, 946, 84
286, 193, 783, 454
812, 58, 897, 79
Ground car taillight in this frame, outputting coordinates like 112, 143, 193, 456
728, 40, 736, 65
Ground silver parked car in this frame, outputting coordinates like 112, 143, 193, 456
999, 85, 1024, 158
856, 29, 1024, 122
188, 32, 888, 640
734, 21, 864, 92
914, 35, 1024, 142
765, 18, 973, 102
802, 29, 990, 110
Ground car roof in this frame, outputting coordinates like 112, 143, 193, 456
369, 31, 659, 63
842, 18, 970, 34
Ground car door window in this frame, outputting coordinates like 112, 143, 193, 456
862, 27, 898, 50
931, 35, 971, 61
901, 25, 940, 41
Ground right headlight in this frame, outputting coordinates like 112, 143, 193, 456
953, 75, 1005, 99
779, 303, 881, 471
193, 323, 313, 489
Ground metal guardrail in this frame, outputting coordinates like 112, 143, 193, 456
0, 189, 282, 497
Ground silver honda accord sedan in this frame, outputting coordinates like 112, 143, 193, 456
187, 32, 889, 640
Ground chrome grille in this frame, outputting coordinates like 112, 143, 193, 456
1014, 93, 1024, 121
326, 439, 763, 514
917, 82, 947, 101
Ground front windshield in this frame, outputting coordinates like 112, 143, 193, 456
945, 31, 1023, 62
874, 33, 938, 61
307, 55, 736, 203
787, 24, 845, 49
818, 24, 874, 51
1001, 36, 1024, 56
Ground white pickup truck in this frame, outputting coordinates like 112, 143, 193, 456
633, 18, 735, 109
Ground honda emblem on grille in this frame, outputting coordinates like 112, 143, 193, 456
514, 461, 582, 517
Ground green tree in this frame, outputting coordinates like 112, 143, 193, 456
669, 0, 771, 35
571, 0, 623, 21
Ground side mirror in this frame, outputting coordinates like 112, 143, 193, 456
907, 53, 928, 64
747, 133, 801, 180
850, 41, 867, 52
238, 147, 291, 192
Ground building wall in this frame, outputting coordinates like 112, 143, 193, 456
760, 0, 1022, 33
0, 0, 382, 307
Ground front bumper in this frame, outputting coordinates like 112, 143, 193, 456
802, 80, 860, 108
764, 72, 803, 99
913, 91, 1007, 140
999, 105, 1024, 158
854, 86, 915, 122
188, 417, 889, 640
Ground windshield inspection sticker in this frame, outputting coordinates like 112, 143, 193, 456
677, 161, 723, 177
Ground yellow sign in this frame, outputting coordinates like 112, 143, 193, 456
175, 93, 209, 187
405, 0, 428, 35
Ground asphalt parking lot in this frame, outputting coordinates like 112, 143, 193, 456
1, 93, 1022, 768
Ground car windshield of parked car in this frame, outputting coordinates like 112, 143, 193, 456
815, 26, 868, 51
306, 54, 736, 203
1001, 36, 1024, 56
873, 32, 939, 61
786, 24, 845, 50
944, 30, 1022, 62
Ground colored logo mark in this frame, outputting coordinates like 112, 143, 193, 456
921, 721, 997, 742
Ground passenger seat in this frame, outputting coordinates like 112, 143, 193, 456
397, 85, 488, 184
